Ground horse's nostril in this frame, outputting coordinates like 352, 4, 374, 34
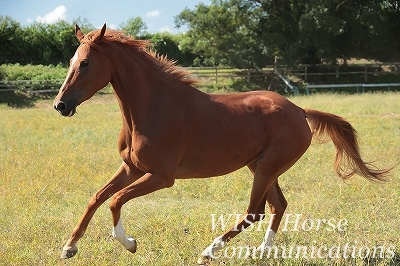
55, 101, 67, 112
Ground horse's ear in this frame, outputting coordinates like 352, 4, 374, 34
99, 23, 106, 39
75, 24, 84, 41
93, 23, 106, 44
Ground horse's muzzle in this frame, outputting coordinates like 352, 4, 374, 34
54, 100, 76, 117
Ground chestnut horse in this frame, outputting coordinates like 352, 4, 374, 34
54, 24, 389, 264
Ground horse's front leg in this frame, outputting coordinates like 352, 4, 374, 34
109, 171, 174, 252
60, 163, 143, 259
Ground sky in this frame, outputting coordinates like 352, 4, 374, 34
0, 0, 211, 33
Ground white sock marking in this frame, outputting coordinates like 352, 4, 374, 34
112, 219, 136, 250
200, 236, 225, 258
258, 228, 276, 250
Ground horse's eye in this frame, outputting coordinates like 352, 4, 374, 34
80, 61, 89, 68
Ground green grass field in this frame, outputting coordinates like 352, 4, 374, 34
0, 92, 399, 266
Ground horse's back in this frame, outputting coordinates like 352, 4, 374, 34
208, 91, 309, 137
211, 91, 312, 156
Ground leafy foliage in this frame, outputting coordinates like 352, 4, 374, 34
145, 32, 196, 66
0, 16, 94, 66
1, 1, 400, 68
175, 0, 267, 68
176, 0, 400, 66
119, 16, 148, 37
0, 64, 66, 80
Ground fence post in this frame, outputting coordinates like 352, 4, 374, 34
335, 65, 339, 78
364, 65, 368, 82
304, 66, 307, 82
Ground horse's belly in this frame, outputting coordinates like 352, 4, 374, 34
174, 140, 261, 179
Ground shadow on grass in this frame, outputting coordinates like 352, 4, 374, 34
389, 252, 400, 266
0, 91, 56, 108
363, 251, 400, 266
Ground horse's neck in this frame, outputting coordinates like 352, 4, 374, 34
108, 48, 188, 132
112, 71, 159, 128
105, 42, 211, 134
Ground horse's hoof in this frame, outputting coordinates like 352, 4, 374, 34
126, 236, 137, 253
60, 248, 78, 259
197, 255, 211, 265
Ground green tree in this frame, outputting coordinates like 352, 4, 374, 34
23, 22, 60, 65
0, 16, 23, 64
1, 17, 91, 66
120, 17, 148, 37
145, 32, 195, 66
257, 0, 400, 63
175, 0, 266, 68
176, 0, 400, 66
384, 0, 400, 60
47, 20, 80, 65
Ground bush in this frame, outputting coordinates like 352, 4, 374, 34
0, 64, 67, 81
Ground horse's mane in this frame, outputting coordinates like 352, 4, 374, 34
83, 29, 198, 86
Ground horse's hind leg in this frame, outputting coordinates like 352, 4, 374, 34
197, 161, 278, 264
259, 181, 287, 250
240, 162, 277, 247
60, 163, 143, 259
197, 146, 304, 265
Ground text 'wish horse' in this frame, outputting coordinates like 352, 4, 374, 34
53, 24, 390, 264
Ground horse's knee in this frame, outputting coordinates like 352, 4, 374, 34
271, 198, 287, 214
276, 197, 287, 219
279, 193, 288, 210
109, 195, 123, 213
87, 194, 101, 210
267, 183, 287, 216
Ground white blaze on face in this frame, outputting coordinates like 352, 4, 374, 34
61, 50, 79, 88
70, 50, 79, 67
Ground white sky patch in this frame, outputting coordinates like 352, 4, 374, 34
36, 5, 67, 24
97, 23, 117, 29
160, 26, 174, 33
146, 9, 160, 18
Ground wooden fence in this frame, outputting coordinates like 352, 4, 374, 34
186, 67, 274, 84
280, 63, 400, 82
305, 83, 400, 94
1, 63, 399, 94
0, 79, 64, 94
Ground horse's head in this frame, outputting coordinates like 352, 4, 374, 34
54, 24, 111, 116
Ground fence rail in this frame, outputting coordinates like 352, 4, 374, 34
281, 62, 400, 82
0, 80, 64, 93
305, 83, 400, 94
186, 67, 274, 84
1, 63, 400, 94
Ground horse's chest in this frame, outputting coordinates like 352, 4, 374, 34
118, 132, 155, 172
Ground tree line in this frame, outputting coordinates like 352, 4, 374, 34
1, 0, 400, 69
0, 16, 195, 67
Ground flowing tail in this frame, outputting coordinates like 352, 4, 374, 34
304, 109, 391, 181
